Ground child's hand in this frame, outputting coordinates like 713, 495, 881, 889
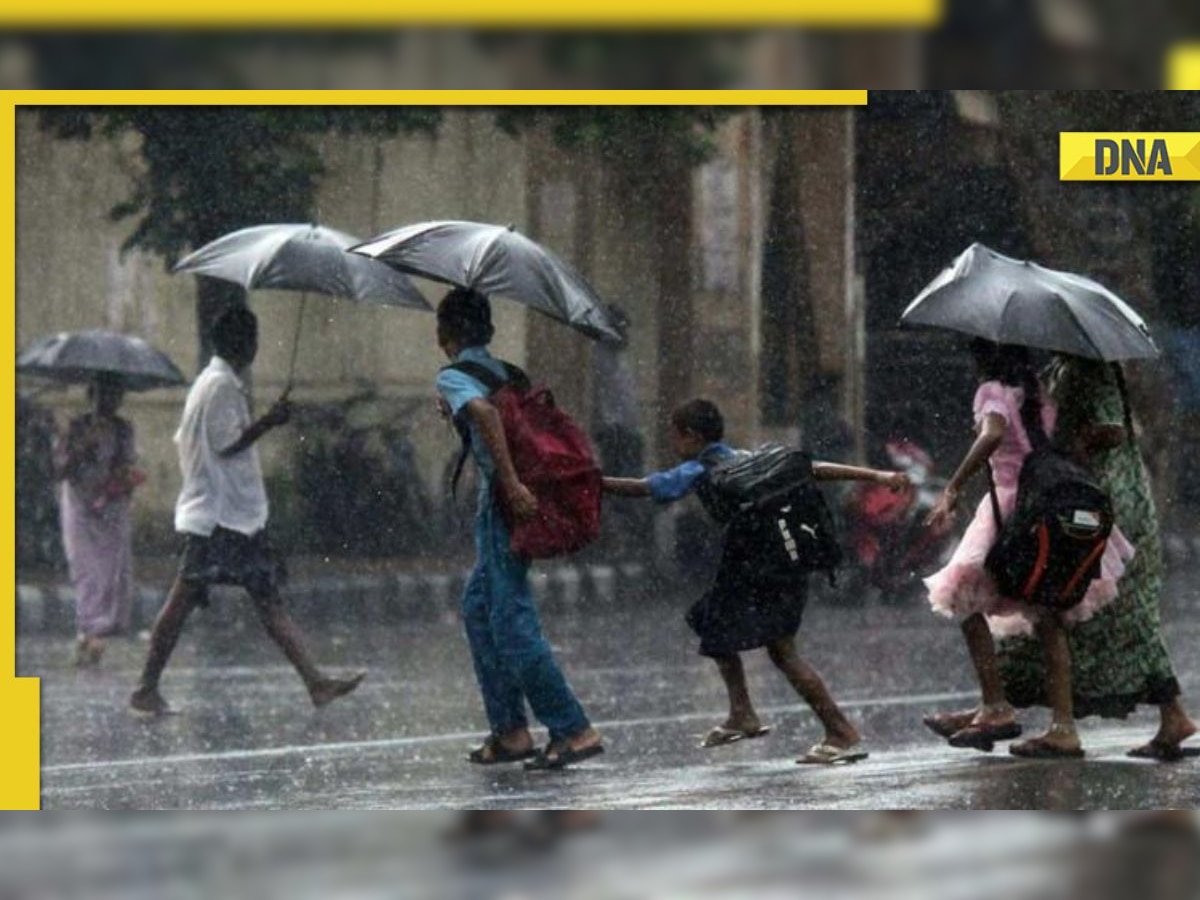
504, 481, 539, 521
261, 397, 293, 429
924, 487, 959, 530
880, 471, 910, 492
435, 397, 451, 422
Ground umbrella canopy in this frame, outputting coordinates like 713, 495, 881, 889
900, 243, 1159, 361
349, 220, 624, 343
17, 329, 186, 391
173, 223, 430, 310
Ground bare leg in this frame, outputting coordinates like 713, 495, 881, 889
130, 577, 205, 713
252, 592, 364, 707
1017, 613, 1081, 753
1153, 698, 1197, 748
713, 653, 762, 733
766, 638, 860, 748
961, 612, 1015, 725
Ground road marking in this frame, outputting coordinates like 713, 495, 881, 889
43, 690, 980, 775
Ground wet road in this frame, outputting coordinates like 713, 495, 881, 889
23, 571, 1200, 809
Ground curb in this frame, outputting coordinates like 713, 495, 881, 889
15, 561, 653, 636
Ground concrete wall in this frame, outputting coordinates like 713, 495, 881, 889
16, 106, 858, 554
16, 110, 528, 542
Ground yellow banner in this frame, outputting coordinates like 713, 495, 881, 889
0, 0, 941, 25
1060, 132, 1200, 182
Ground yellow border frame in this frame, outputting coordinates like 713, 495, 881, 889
2, 0, 940, 26
4, 88, 866, 811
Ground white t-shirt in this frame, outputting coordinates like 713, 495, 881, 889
173, 356, 269, 537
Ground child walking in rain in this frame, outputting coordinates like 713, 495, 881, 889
130, 306, 365, 717
604, 399, 907, 764
435, 288, 603, 771
922, 339, 1132, 758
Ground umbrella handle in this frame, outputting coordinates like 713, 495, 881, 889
284, 293, 308, 394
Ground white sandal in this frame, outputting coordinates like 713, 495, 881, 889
798, 742, 869, 765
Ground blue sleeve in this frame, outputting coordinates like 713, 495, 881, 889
436, 369, 488, 417
646, 460, 708, 503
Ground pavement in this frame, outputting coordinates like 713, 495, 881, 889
20, 563, 1200, 810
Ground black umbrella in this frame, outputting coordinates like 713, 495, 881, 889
900, 243, 1159, 361
349, 220, 624, 343
17, 330, 186, 391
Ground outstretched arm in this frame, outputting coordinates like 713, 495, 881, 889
462, 397, 538, 520
603, 476, 652, 498
925, 411, 1006, 528
813, 462, 908, 489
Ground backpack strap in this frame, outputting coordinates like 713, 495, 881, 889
984, 461, 1003, 528
444, 360, 531, 395
441, 359, 531, 497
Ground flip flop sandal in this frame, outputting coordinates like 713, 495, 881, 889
1009, 737, 1085, 760
798, 743, 870, 765
922, 711, 976, 740
467, 738, 538, 765
701, 725, 772, 748
947, 722, 1023, 753
523, 743, 605, 771
1126, 741, 1199, 763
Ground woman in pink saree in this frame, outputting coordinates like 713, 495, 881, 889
56, 378, 143, 666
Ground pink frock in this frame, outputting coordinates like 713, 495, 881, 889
924, 381, 1133, 632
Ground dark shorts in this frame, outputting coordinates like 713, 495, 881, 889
686, 521, 809, 658
178, 527, 286, 602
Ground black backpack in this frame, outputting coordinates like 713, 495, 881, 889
696, 444, 843, 582
984, 446, 1114, 611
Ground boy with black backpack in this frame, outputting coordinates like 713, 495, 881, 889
603, 399, 908, 764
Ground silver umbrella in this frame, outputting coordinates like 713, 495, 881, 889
18, 329, 186, 391
175, 223, 433, 387
900, 243, 1159, 361
349, 220, 624, 343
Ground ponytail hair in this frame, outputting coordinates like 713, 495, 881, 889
969, 338, 1048, 450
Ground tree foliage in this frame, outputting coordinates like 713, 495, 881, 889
38, 107, 442, 266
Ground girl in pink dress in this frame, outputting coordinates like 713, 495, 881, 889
923, 339, 1133, 759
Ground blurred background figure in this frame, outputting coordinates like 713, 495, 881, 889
54, 376, 142, 667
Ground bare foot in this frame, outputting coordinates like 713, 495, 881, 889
309, 670, 366, 708
1152, 714, 1197, 751
1010, 726, 1083, 758
722, 714, 764, 736
923, 707, 978, 737
73, 636, 105, 668
129, 688, 175, 717
468, 728, 535, 764
969, 705, 1017, 729
823, 724, 862, 751
565, 726, 603, 754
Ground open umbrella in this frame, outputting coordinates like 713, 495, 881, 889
18, 329, 186, 391
174, 223, 432, 387
900, 243, 1159, 361
349, 220, 624, 343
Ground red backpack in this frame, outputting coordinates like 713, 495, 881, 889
446, 360, 602, 559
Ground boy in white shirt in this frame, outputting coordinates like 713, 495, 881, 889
131, 306, 364, 716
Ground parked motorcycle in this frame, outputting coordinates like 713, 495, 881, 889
841, 438, 958, 601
